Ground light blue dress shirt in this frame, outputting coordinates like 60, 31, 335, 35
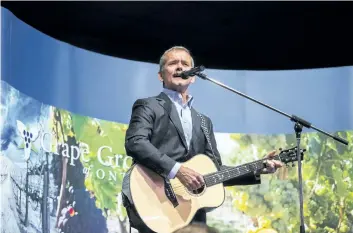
162, 88, 194, 179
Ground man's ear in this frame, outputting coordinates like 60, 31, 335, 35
158, 71, 164, 83
190, 76, 196, 84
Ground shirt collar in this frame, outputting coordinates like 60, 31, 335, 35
163, 88, 194, 108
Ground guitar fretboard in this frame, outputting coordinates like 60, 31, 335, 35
203, 155, 280, 187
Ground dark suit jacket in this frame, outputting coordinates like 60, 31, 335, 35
122, 92, 260, 204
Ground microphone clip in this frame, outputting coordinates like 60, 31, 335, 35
173, 65, 205, 79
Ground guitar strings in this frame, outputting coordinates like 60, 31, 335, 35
171, 161, 265, 192
170, 151, 296, 192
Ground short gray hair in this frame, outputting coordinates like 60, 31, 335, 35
159, 46, 195, 72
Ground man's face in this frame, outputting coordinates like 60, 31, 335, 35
158, 49, 195, 92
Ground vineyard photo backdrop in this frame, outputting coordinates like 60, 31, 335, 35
1, 81, 352, 233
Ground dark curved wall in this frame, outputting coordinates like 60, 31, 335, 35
2, 7, 352, 134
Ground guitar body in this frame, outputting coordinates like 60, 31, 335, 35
130, 154, 225, 233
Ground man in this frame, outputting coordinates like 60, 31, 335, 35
122, 46, 282, 233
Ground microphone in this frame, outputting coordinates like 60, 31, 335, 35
173, 65, 205, 79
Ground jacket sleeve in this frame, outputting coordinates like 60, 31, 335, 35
125, 99, 177, 179
203, 117, 261, 186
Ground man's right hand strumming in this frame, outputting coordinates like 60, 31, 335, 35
176, 166, 205, 191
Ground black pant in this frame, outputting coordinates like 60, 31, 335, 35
192, 209, 207, 224
129, 208, 206, 233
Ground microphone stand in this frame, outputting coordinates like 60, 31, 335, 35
194, 70, 348, 233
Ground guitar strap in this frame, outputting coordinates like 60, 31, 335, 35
197, 113, 221, 171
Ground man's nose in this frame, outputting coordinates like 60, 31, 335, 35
175, 65, 183, 71
178, 60, 185, 67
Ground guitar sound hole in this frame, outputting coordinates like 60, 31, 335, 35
187, 185, 206, 196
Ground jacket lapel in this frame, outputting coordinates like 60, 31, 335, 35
191, 107, 202, 147
156, 92, 188, 150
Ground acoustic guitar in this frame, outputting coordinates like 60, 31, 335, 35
129, 147, 305, 233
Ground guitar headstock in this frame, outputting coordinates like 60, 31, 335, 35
278, 146, 306, 166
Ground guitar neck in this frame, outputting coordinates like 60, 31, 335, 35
204, 155, 280, 187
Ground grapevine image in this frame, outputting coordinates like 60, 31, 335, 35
208, 132, 353, 233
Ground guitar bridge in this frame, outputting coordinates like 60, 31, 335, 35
164, 179, 179, 208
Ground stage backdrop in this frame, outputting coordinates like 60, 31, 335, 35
1, 7, 353, 233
